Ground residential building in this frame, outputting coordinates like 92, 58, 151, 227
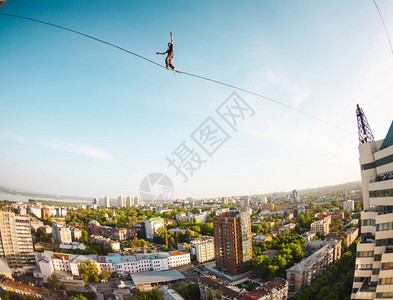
287, 240, 342, 292
292, 190, 299, 202
240, 197, 250, 207
0, 211, 35, 271
325, 228, 359, 247
145, 217, 165, 239
310, 218, 330, 235
70, 227, 82, 241
302, 231, 316, 242
240, 278, 288, 300
105, 196, 110, 208
90, 235, 120, 252
167, 251, 191, 268
34, 251, 191, 279
134, 196, 142, 206
213, 210, 252, 275
263, 203, 274, 212
222, 197, 228, 205
52, 223, 72, 244
351, 113, 393, 299
190, 237, 215, 263
89, 220, 102, 235
101, 226, 128, 241
344, 199, 355, 212
301, 240, 341, 259
118, 196, 126, 208
252, 235, 272, 246
199, 277, 243, 300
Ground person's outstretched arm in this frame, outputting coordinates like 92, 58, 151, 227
170, 32, 173, 44
156, 51, 166, 55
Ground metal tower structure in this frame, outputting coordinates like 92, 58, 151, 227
356, 104, 375, 145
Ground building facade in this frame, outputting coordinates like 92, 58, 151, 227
0, 211, 35, 271
351, 120, 393, 300
190, 237, 215, 263
52, 223, 72, 244
145, 217, 165, 240
287, 240, 341, 292
310, 218, 330, 235
344, 200, 355, 212
213, 210, 252, 275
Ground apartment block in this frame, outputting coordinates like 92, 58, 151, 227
310, 218, 330, 235
287, 240, 342, 292
213, 210, 252, 276
0, 211, 35, 271
190, 237, 215, 263
145, 217, 164, 240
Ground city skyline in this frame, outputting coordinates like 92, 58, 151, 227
1, 1, 393, 198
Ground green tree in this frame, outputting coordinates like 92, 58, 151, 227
251, 224, 262, 234
47, 274, 61, 289
79, 259, 100, 282
70, 295, 88, 300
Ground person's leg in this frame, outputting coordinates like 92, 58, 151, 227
165, 55, 170, 69
168, 54, 175, 70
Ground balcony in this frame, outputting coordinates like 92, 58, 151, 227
370, 172, 393, 184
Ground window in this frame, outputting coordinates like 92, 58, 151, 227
357, 251, 374, 258
362, 219, 376, 226
370, 189, 393, 198
377, 222, 393, 231
382, 262, 393, 270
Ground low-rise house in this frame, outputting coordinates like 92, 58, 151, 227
252, 235, 272, 246
239, 278, 288, 300
91, 235, 121, 252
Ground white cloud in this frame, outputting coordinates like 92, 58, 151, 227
0, 133, 26, 143
40, 141, 114, 161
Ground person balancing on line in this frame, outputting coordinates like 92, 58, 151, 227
156, 32, 176, 71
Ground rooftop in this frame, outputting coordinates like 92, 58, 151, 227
288, 244, 334, 273
131, 270, 185, 286
199, 277, 242, 299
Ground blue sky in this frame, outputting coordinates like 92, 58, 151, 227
1, 0, 393, 199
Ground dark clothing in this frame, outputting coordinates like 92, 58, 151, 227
166, 53, 175, 70
166, 43, 173, 55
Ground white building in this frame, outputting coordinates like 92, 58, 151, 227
343, 199, 355, 212
105, 196, 110, 208
118, 196, 126, 208
310, 218, 330, 235
351, 117, 393, 300
52, 223, 72, 244
190, 237, 215, 263
145, 217, 165, 239
134, 196, 142, 206
34, 250, 191, 279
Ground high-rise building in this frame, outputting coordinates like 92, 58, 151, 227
144, 217, 164, 240
213, 210, 252, 275
240, 197, 250, 207
93, 198, 99, 205
134, 196, 142, 206
118, 196, 126, 208
292, 190, 299, 202
351, 107, 393, 299
0, 211, 35, 271
221, 197, 228, 205
105, 196, 110, 208
126, 196, 133, 207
